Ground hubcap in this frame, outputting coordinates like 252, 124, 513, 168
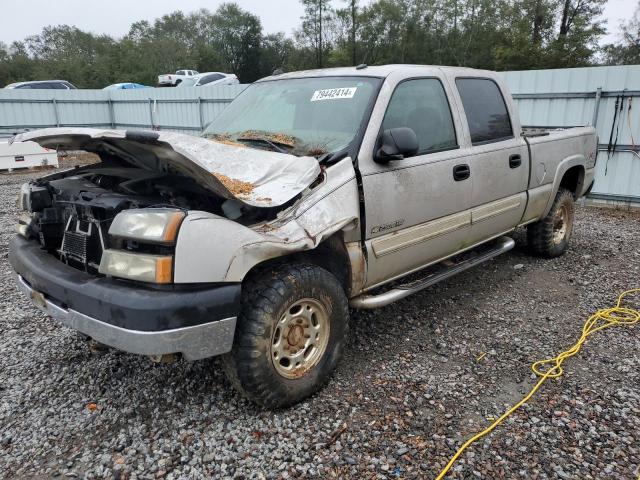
271, 298, 330, 379
552, 205, 571, 245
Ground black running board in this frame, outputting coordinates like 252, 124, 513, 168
349, 236, 515, 309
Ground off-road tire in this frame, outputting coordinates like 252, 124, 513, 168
527, 187, 575, 258
222, 263, 349, 408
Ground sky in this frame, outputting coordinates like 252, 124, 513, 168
0, 0, 636, 47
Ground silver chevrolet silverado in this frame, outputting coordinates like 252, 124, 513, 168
9, 65, 597, 408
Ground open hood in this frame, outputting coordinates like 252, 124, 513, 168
12, 128, 321, 208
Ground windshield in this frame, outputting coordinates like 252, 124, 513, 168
203, 76, 381, 156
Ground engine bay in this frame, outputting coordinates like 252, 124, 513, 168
21, 164, 280, 273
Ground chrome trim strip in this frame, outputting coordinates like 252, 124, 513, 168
371, 193, 522, 258
15, 275, 236, 361
371, 211, 470, 257
471, 195, 522, 223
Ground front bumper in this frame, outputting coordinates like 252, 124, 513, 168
9, 235, 241, 360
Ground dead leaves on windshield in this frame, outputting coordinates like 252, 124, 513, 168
207, 133, 246, 148
237, 130, 296, 147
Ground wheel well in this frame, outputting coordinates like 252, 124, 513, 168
559, 165, 585, 197
243, 233, 352, 294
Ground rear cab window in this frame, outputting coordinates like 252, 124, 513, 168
455, 78, 513, 145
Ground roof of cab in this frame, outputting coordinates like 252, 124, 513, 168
257, 64, 490, 82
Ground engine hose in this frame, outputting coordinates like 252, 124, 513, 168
435, 288, 640, 480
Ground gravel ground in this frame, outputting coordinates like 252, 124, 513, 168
1, 169, 639, 480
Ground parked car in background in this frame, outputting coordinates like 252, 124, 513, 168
177, 72, 239, 88
103, 83, 151, 90
5, 80, 76, 90
157, 70, 199, 87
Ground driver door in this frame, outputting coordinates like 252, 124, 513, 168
358, 74, 475, 289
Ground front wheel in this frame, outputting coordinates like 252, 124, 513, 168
222, 263, 349, 408
527, 187, 575, 257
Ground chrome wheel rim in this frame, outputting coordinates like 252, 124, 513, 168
552, 205, 570, 245
271, 298, 330, 379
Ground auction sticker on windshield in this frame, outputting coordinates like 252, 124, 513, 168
311, 87, 357, 101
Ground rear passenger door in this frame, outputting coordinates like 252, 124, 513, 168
453, 77, 529, 243
359, 76, 474, 288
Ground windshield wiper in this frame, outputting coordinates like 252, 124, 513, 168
235, 137, 289, 154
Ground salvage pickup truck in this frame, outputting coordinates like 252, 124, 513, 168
9, 65, 597, 408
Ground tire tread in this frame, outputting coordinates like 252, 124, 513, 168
222, 263, 349, 408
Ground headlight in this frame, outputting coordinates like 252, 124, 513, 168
108, 209, 185, 244
99, 250, 173, 284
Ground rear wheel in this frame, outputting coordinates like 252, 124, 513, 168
527, 187, 575, 257
222, 263, 349, 408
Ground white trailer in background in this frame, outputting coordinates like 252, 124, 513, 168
0, 140, 58, 171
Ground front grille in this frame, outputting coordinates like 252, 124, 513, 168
61, 231, 88, 262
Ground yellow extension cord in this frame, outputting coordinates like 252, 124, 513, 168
435, 288, 640, 480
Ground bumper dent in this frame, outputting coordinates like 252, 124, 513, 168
16, 274, 236, 360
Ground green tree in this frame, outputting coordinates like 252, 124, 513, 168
344, 0, 359, 65
260, 33, 296, 75
0, 0, 612, 89
298, 0, 335, 68
603, 3, 640, 65
211, 3, 263, 81
546, 0, 606, 67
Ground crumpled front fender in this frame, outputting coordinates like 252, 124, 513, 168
173, 158, 360, 283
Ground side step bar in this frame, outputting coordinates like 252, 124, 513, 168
350, 236, 515, 309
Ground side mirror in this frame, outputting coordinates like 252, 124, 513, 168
375, 127, 419, 163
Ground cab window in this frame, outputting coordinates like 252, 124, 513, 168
455, 78, 513, 145
382, 78, 457, 155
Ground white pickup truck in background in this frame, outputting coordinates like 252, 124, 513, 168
157, 69, 199, 87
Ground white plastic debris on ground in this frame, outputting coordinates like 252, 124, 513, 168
0, 140, 58, 171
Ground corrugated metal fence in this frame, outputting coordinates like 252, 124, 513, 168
1, 65, 639, 203
0, 84, 247, 139
501, 65, 640, 204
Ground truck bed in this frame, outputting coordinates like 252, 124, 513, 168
523, 125, 592, 138
517, 125, 597, 225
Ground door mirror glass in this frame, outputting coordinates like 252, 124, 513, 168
375, 127, 419, 163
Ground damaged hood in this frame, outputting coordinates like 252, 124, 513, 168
12, 128, 321, 208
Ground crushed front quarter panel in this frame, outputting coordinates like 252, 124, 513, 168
173, 158, 361, 283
